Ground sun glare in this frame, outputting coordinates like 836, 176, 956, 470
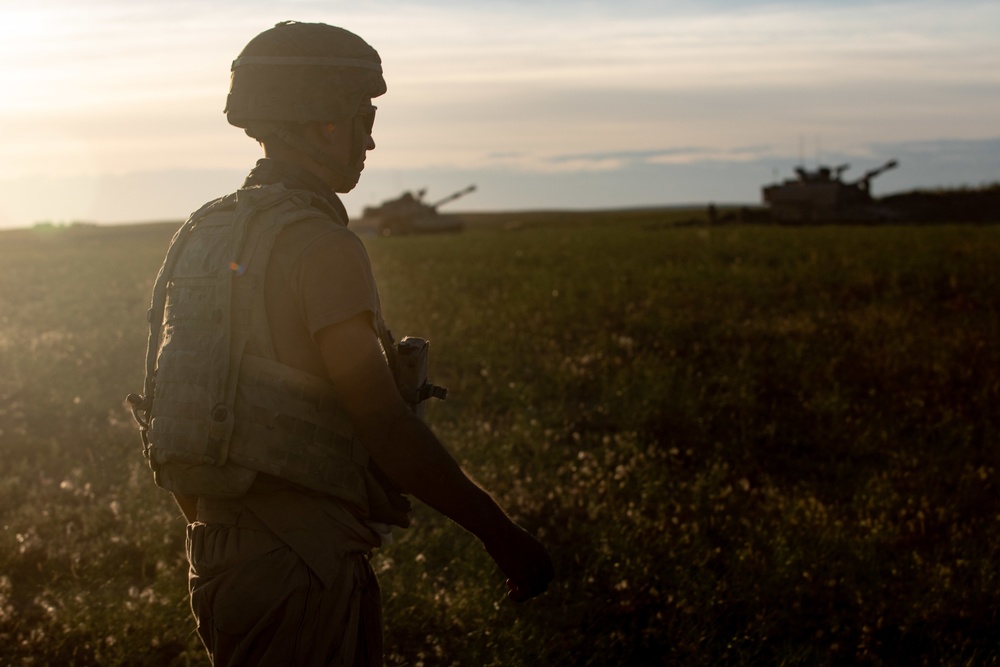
0, 10, 58, 113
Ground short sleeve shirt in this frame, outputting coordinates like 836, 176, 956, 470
263, 215, 382, 376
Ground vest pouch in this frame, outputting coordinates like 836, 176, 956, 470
221, 354, 371, 511
147, 384, 259, 497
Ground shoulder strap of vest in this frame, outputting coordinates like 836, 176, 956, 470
235, 187, 344, 363
204, 186, 321, 452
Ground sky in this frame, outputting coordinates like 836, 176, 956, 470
0, 0, 998, 228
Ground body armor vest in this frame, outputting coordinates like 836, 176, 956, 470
128, 184, 402, 520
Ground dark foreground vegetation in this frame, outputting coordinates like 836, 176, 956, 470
1, 211, 998, 665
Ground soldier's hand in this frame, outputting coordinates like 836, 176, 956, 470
484, 523, 554, 602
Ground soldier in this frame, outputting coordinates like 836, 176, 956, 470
128, 21, 553, 666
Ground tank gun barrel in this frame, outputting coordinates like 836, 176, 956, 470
430, 184, 476, 209
853, 159, 899, 186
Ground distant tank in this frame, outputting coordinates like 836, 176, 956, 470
358, 185, 476, 236
762, 159, 899, 223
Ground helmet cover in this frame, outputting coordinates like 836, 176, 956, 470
225, 21, 386, 128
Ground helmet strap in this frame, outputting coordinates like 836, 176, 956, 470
268, 123, 361, 192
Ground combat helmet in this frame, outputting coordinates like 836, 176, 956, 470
225, 21, 386, 190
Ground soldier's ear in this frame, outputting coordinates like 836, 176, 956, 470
297, 121, 339, 150
318, 122, 339, 142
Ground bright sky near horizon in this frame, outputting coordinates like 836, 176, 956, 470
1, 0, 998, 227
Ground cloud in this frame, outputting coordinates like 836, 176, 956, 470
528, 147, 716, 171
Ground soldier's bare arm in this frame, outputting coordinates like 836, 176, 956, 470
315, 313, 554, 601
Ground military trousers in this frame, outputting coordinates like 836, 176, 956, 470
186, 510, 383, 666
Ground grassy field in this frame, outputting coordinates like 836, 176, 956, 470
1, 212, 998, 666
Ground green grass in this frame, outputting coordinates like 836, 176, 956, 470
1, 214, 998, 665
